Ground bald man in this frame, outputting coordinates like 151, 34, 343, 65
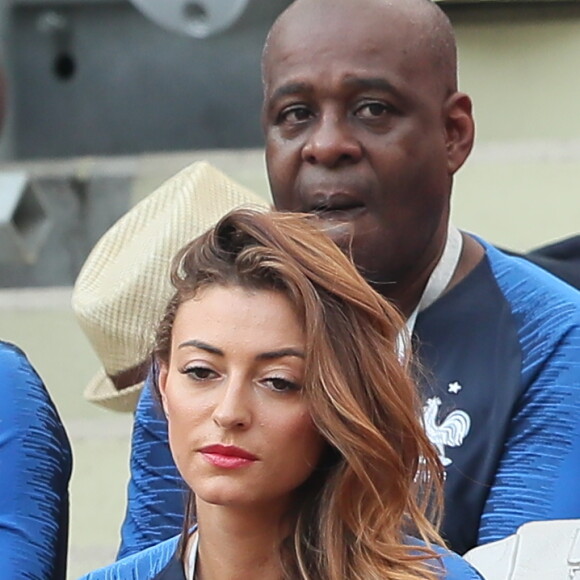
117, 0, 580, 559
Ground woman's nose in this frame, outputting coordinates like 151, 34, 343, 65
301, 114, 363, 168
211, 379, 252, 430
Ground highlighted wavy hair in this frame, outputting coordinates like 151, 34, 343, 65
154, 208, 445, 580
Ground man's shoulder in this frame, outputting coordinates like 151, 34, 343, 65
481, 237, 580, 308
481, 239, 580, 349
79, 535, 181, 580
421, 235, 580, 336
458, 237, 580, 331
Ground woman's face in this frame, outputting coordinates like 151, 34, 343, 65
158, 284, 326, 513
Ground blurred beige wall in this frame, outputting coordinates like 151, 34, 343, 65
449, 4, 580, 250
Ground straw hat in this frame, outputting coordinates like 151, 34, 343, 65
72, 161, 270, 412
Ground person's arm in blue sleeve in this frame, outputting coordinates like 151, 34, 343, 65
117, 373, 186, 559
405, 538, 484, 580
478, 322, 580, 545
0, 341, 72, 580
438, 549, 485, 580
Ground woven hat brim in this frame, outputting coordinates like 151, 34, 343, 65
83, 368, 145, 413
74, 161, 270, 413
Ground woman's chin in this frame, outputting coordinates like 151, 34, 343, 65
192, 483, 255, 509
193, 484, 291, 516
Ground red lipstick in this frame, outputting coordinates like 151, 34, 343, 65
200, 444, 258, 469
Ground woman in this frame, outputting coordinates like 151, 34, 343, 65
82, 209, 482, 579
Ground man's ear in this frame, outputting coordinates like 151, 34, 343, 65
444, 91, 475, 175
158, 362, 170, 418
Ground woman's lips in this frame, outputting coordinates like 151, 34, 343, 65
200, 444, 258, 469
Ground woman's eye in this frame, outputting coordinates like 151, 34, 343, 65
278, 105, 312, 125
263, 377, 301, 393
183, 366, 218, 381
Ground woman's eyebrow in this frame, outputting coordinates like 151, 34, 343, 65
256, 348, 305, 361
177, 340, 223, 356
177, 342, 304, 360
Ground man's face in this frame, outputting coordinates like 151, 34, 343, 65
262, 2, 466, 297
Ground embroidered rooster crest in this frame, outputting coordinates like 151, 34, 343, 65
422, 397, 471, 466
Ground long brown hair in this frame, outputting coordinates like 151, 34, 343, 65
154, 208, 445, 580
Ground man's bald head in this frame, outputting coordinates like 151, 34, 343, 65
263, 0, 458, 98
261, 0, 475, 306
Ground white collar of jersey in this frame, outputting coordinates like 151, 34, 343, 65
186, 531, 199, 580
399, 224, 463, 356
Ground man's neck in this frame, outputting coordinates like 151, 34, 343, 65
446, 232, 485, 293
390, 232, 484, 319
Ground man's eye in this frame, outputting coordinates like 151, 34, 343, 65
183, 366, 217, 381
278, 106, 312, 124
263, 377, 301, 393
355, 102, 391, 119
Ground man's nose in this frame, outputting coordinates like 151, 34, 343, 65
211, 378, 252, 430
301, 114, 363, 167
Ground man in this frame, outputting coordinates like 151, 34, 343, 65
117, 0, 580, 557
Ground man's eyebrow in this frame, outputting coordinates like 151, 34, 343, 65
344, 76, 401, 96
178, 340, 223, 356
256, 348, 305, 361
268, 77, 403, 103
269, 82, 312, 103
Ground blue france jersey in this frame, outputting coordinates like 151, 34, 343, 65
416, 240, 580, 553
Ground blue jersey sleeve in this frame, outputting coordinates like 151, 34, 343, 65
0, 341, 72, 580
82, 535, 180, 580
438, 549, 484, 580
478, 252, 580, 546
406, 538, 484, 580
118, 376, 185, 559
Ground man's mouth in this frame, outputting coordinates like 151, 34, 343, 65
307, 192, 366, 220
302, 193, 365, 247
